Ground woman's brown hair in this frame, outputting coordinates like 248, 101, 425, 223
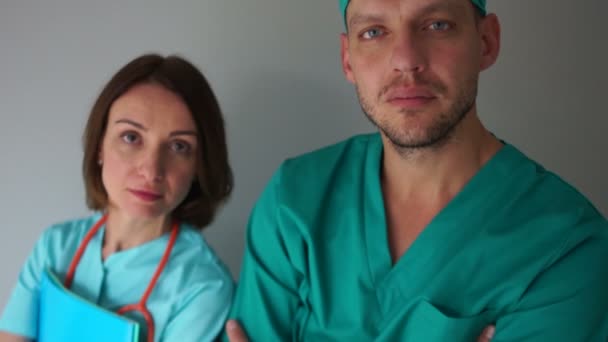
82, 54, 233, 229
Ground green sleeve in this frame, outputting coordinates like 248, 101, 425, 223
494, 217, 608, 341
225, 166, 304, 341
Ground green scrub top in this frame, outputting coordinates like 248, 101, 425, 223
0, 213, 234, 342
228, 133, 608, 341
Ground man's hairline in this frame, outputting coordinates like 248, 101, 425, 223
343, 1, 485, 33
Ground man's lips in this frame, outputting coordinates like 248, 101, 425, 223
385, 87, 437, 108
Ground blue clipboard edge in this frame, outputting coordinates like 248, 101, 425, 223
41, 267, 141, 338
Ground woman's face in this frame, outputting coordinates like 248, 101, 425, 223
99, 82, 199, 221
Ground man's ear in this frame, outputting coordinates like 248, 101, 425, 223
340, 33, 356, 84
479, 13, 501, 71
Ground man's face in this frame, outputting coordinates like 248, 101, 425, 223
341, 0, 498, 149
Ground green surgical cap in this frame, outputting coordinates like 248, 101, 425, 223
339, 0, 487, 27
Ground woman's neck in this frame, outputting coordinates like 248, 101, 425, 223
101, 210, 172, 260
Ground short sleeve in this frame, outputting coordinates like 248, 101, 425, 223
160, 273, 234, 342
0, 229, 52, 338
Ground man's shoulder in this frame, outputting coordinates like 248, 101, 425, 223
251, 132, 380, 230
530, 169, 608, 245
497, 144, 607, 254
514, 148, 604, 224
278, 132, 379, 179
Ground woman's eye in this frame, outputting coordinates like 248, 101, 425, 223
170, 140, 191, 154
121, 132, 140, 144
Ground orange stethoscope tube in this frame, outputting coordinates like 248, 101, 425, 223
64, 214, 179, 342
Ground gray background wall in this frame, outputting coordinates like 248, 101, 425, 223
0, 0, 606, 308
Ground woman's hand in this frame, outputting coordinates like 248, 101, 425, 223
0, 331, 32, 342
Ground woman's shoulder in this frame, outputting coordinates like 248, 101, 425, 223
19, 213, 103, 280
169, 224, 234, 284
41, 213, 102, 245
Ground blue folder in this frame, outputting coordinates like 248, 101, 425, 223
38, 268, 140, 342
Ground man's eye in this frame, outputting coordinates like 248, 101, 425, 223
361, 28, 385, 39
428, 21, 452, 31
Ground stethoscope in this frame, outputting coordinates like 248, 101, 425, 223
64, 214, 179, 342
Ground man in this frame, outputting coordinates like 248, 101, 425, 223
225, 0, 608, 340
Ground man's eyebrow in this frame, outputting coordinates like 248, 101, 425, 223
349, 2, 468, 29
349, 13, 387, 29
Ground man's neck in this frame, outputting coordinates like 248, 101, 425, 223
380, 112, 503, 262
381, 112, 503, 206
101, 208, 172, 259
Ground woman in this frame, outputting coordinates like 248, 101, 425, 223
0, 54, 234, 341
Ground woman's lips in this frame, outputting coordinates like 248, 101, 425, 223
129, 189, 163, 202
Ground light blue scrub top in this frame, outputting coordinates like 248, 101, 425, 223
0, 213, 234, 342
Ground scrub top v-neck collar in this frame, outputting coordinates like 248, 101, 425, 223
68, 215, 174, 305
362, 136, 527, 312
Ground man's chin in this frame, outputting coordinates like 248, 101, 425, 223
382, 126, 454, 150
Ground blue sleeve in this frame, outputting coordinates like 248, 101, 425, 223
160, 270, 234, 342
0, 229, 51, 339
